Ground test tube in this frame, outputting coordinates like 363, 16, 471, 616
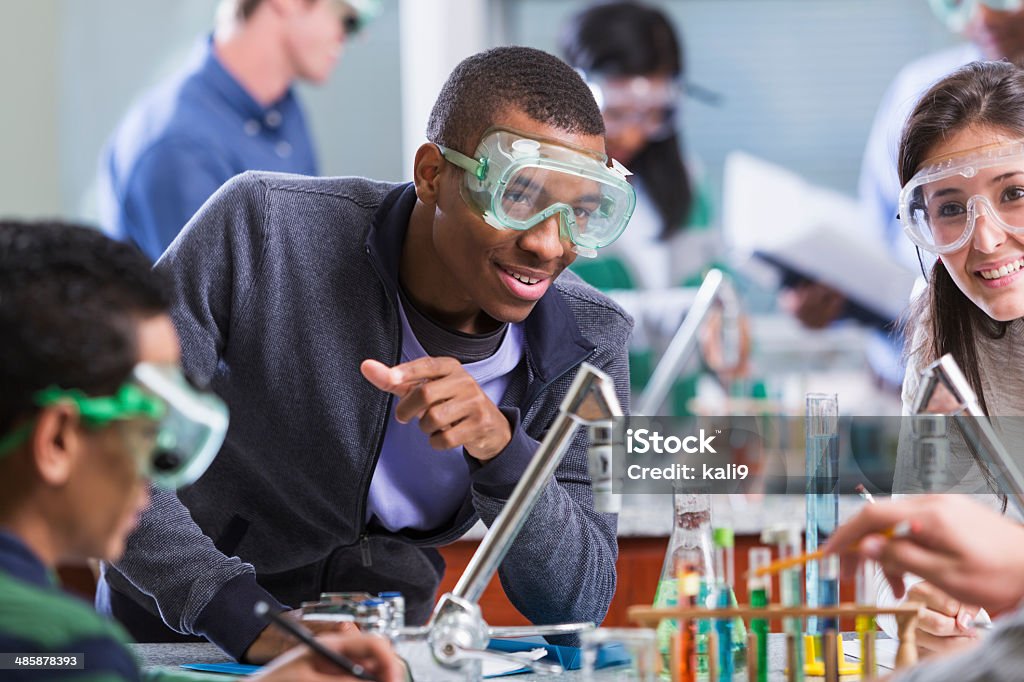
674, 548, 703, 682
805, 393, 838, 635
819, 555, 840, 682
714, 527, 735, 590
713, 528, 735, 680
856, 561, 877, 679
762, 524, 804, 682
747, 548, 771, 682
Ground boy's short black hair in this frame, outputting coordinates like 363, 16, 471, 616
0, 221, 170, 436
426, 46, 606, 153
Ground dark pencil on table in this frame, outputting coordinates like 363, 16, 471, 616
254, 601, 378, 681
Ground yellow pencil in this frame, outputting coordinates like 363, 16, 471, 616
749, 520, 913, 578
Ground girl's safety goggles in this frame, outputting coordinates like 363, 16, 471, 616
438, 127, 636, 258
929, 0, 1023, 31
0, 363, 228, 489
899, 139, 1024, 254
586, 75, 682, 141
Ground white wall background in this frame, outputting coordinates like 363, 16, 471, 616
1, 1, 59, 218
0, 0, 964, 222
503, 0, 959, 200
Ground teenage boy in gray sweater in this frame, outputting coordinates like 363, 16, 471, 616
101, 46, 637, 663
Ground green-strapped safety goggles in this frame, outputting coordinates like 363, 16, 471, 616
928, 0, 1023, 31
438, 127, 636, 258
0, 363, 228, 490
334, 0, 381, 36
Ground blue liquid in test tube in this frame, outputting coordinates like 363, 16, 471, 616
805, 393, 838, 635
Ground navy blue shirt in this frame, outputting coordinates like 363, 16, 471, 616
97, 36, 318, 262
0, 530, 141, 681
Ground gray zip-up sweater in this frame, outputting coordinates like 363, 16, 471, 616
104, 173, 633, 659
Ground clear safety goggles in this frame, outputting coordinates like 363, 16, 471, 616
332, 0, 381, 36
899, 139, 1024, 254
586, 76, 682, 141
438, 127, 636, 258
928, 0, 1023, 31
0, 364, 228, 489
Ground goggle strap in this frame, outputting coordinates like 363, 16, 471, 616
438, 145, 488, 181
34, 384, 164, 426
0, 422, 34, 459
0, 382, 165, 460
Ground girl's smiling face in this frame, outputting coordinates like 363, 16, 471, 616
926, 126, 1024, 321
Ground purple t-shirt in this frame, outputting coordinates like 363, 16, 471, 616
366, 304, 524, 532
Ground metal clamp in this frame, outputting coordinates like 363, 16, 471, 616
636, 268, 740, 416
911, 354, 1024, 515
394, 364, 622, 680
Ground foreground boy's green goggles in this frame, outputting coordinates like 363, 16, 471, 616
438, 127, 636, 258
0, 364, 228, 489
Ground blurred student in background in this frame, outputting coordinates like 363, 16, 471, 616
559, 0, 716, 291
558, 1, 750, 409
97, 0, 378, 262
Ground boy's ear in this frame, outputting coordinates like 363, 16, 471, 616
412, 143, 445, 204
31, 406, 81, 487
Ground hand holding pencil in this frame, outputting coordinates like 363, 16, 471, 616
749, 520, 913, 578
251, 602, 406, 682
822, 495, 1024, 618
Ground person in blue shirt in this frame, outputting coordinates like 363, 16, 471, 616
0, 220, 404, 681
97, 0, 378, 262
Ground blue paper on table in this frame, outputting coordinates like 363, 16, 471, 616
487, 638, 631, 671
181, 662, 261, 675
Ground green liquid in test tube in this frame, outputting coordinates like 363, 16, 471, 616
712, 526, 747, 678
748, 547, 771, 682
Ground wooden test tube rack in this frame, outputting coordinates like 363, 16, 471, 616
628, 603, 922, 680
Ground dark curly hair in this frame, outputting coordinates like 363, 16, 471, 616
426, 46, 605, 154
0, 221, 170, 436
